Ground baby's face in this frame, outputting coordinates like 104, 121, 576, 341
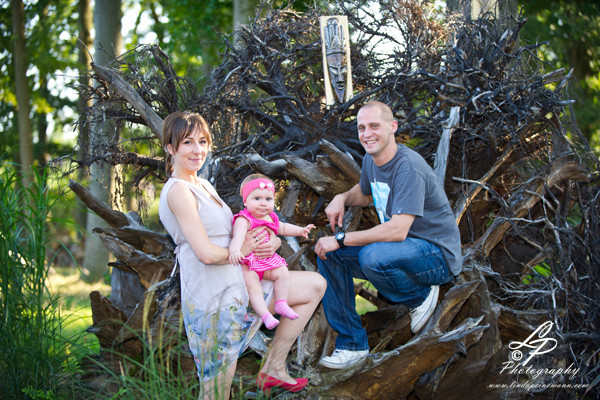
244, 187, 275, 218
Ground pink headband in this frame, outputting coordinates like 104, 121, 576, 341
242, 178, 274, 202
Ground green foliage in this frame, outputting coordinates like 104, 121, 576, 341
0, 165, 81, 399
129, 0, 234, 83
22, 387, 58, 400
520, 0, 600, 151
521, 262, 552, 284
0, 0, 80, 163
355, 279, 378, 315
127, 0, 313, 87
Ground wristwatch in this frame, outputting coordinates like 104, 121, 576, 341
335, 231, 347, 249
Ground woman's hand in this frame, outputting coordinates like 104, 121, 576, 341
254, 228, 281, 259
240, 227, 268, 257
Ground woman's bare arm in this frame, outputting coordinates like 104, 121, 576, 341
167, 182, 266, 264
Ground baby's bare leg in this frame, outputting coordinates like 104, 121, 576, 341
243, 265, 279, 329
265, 266, 298, 319
242, 266, 269, 316
264, 265, 290, 301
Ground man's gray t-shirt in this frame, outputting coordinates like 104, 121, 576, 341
359, 144, 462, 275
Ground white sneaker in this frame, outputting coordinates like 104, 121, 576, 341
410, 285, 439, 334
318, 349, 369, 369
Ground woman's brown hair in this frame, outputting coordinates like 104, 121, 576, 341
161, 111, 212, 176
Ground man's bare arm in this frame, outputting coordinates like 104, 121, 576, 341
326, 184, 372, 230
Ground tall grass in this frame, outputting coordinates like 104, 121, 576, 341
85, 287, 203, 400
0, 165, 77, 399
87, 290, 272, 400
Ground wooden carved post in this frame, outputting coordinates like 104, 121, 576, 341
319, 16, 353, 106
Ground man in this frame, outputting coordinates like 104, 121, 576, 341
314, 101, 462, 369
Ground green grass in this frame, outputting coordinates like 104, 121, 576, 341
46, 267, 111, 355
46, 267, 202, 399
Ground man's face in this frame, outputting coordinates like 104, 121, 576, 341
357, 106, 397, 159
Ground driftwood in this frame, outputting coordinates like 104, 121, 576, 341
92, 62, 164, 140
68, 1, 600, 398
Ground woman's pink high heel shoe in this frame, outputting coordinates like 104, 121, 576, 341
256, 372, 308, 395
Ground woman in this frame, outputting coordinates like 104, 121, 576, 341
158, 111, 326, 399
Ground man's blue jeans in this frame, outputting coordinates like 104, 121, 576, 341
317, 238, 452, 351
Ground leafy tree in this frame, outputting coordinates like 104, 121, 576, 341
127, 0, 234, 82
126, 0, 312, 86
75, 0, 93, 231
0, 0, 80, 167
520, 0, 600, 151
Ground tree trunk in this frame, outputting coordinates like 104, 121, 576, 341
82, 0, 123, 283
76, 0, 93, 233
447, 0, 517, 19
11, 0, 33, 188
233, 0, 258, 29
36, 79, 50, 182
233, 0, 258, 49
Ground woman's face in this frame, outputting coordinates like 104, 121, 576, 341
168, 129, 209, 173
244, 187, 275, 218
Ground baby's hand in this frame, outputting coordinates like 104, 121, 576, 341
229, 250, 244, 265
299, 224, 316, 238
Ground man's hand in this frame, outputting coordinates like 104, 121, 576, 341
324, 194, 346, 231
314, 236, 340, 260
324, 185, 371, 231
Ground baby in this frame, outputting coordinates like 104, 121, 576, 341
229, 174, 315, 329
